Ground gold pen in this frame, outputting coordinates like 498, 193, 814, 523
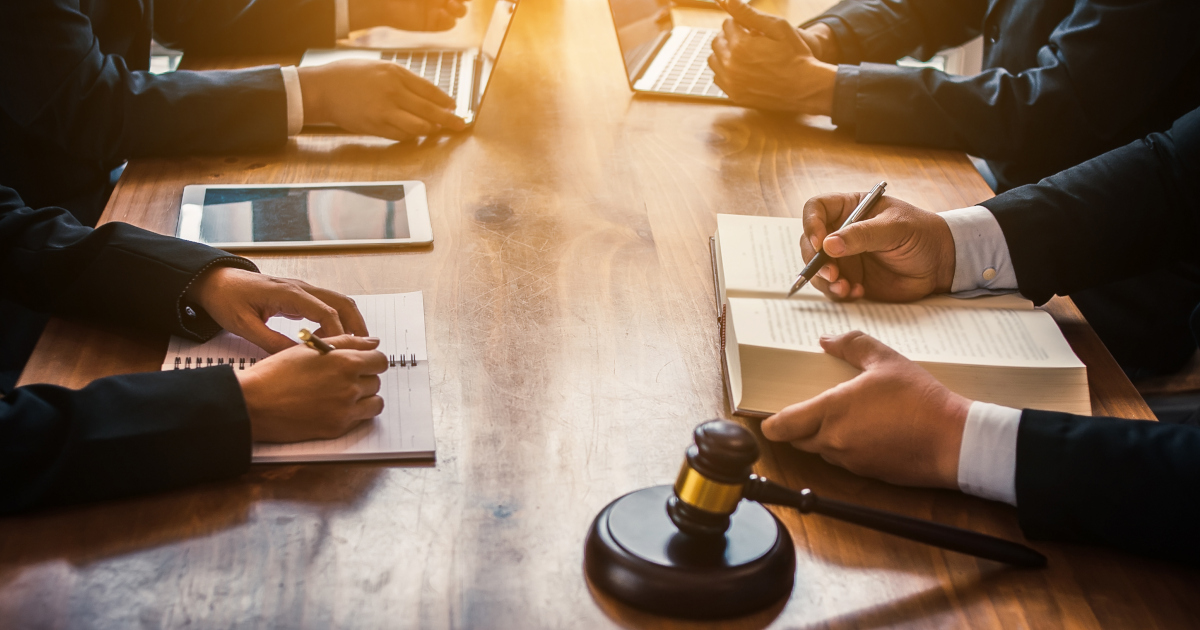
298, 328, 335, 354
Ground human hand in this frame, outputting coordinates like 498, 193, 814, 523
236, 334, 388, 442
761, 331, 971, 489
185, 267, 368, 354
350, 0, 470, 32
708, 0, 837, 114
801, 192, 956, 302
298, 60, 467, 140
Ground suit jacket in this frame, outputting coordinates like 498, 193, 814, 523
0, 185, 258, 514
0, 0, 336, 226
810, 0, 1200, 192
979, 107, 1200, 563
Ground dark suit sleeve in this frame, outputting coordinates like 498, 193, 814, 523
805, 0, 988, 65
0, 186, 258, 513
979, 106, 1200, 305
0, 1, 291, 165
0, 187, 257, 340
1015, 410, 1200, 565
153, 0, 336, 54
0, 368, 252, 514
812, 0, 1200, 174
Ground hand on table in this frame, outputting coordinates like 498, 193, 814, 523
801, 192, 956, 302
761, 331, 971, 489
351, 0, 470, 32
185, 267, 369, 353
708, 1, 838, 114
236, 334, 389, 442
298, 60, 467, 140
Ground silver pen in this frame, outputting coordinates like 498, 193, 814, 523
787, 181, 887, 297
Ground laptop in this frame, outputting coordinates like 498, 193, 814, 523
607, 0, 727, 100
299, 0, 518, 125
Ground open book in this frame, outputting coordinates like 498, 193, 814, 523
162, 292, 435, 463
712, 214, 1090, 418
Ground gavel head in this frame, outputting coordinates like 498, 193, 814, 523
667, 419, 760, 537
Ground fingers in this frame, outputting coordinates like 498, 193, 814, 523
802, 193, 860, 256
394, 67, 458, 110
351, 395, 386, 420
721, 0, 810, 54
320, 334, 381, 351
825, 215, 908, 259
358, 374, 382, 398
818, 331, 902, 371
278, 287, 347, 338
298, 284, 369, 337
761, 388, 837, 443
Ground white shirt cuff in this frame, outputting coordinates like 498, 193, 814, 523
942, 206, 1018, 296
280, 66, 304, 137
957, 401, 1022, 505
335, 0, 350, 38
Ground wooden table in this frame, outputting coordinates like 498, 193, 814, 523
5, 0, 1199, 627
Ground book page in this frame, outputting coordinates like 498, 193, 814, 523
729, 297, 1083, 368
715, 213, 1033, 310
162, 292, 435, 462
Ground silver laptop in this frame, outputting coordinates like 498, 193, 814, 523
299, 0, 518, 125
607, 0, 726, 99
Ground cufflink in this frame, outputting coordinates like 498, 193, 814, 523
982, 267, 997, 282
185, 306, 197, 318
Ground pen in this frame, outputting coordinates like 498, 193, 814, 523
787, 181, 887, 297
298, 328, 335, 354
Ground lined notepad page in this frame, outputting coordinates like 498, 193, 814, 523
161, 292, 435, 463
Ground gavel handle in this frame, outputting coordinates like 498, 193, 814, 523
743, 475, 1046, 568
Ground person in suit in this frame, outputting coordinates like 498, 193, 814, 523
706, 0, 1200, 378
761, 106, 1200, 563
0, 185, 389, 514
0, 0, 472, 227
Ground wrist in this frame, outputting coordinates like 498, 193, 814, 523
297, 66, 329, 125
803, 61, 838, 117
235, 368, 267, 441
806, 23, 839, 63
937, 393, 972, 489
934, 215, 956, 293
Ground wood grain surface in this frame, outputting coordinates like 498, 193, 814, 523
6, 0, 1197, 627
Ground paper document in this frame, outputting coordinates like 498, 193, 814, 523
161, 292, 435, 463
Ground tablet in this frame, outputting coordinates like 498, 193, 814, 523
177, 181, 433, 250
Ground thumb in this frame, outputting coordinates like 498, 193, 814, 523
824, 218, 905, 258
819, 331, 900, 371
319, 334, 382, 351
723, 0, 807, 51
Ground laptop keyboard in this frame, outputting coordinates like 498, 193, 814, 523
651, 29, 725, 98
383, 50, 462, 99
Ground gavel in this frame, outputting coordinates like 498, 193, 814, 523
669, 420, 1046, 565
584, 419, 1046, 619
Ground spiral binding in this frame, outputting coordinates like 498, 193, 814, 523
388, 353, 419, 367
174, 356, 258, 370
173, 354, 419, 369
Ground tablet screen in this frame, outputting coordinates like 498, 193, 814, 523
196, 185, 411, 244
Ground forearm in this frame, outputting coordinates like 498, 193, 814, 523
0, 368, 251, 514
0, 189, 258, 340
152, 0, 337, 54
804, 0, 986, 65
981, 107, 1200, 304
1015, 410, 1200, 564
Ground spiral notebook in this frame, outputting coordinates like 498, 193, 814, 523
161, 292, 435, 463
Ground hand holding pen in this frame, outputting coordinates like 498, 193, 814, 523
795, 185, 959, 303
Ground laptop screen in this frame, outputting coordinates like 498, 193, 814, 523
608, 0, 673, 82
475, 0, 517, 108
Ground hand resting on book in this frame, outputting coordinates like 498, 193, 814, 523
800, 193, 956, 303
761, 330, 970, 489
